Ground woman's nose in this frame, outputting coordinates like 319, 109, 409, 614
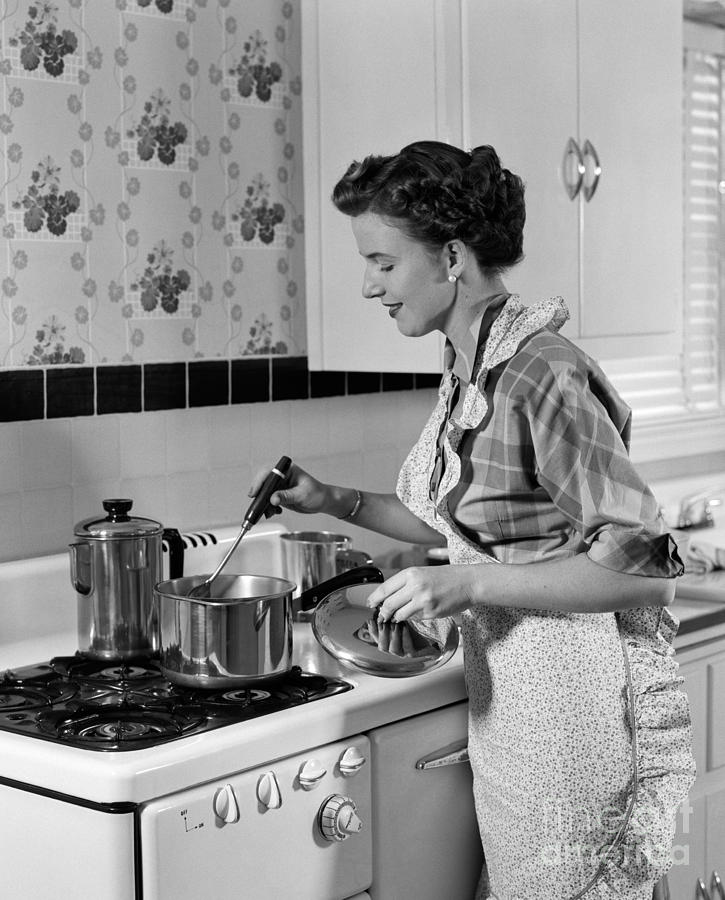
362, 272, 383, 299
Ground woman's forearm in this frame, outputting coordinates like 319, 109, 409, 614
328, 487, 444, 546
369, 551, 677, 623
471, 552, 676, 614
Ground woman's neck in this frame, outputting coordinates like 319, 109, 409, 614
444, 274, 509, 348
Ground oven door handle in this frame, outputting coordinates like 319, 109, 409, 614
415, 739, 469, 770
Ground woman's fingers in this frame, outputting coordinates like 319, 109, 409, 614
368, 569, 422, 623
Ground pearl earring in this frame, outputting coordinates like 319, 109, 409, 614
448, 274, 457, 284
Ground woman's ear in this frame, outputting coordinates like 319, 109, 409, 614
446, 240, 466, 281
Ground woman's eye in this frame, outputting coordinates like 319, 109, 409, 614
380, 264, 393, 273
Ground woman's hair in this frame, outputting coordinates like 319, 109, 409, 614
332, 141, 525, 275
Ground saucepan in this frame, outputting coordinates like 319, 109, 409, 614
155, 566, 459, 687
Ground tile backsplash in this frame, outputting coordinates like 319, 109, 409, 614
0, 386, 439, 563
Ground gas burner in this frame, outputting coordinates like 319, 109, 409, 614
198, 686, 272, 709
0, 658, 353, 751
221, 687, 272, 704
95, 664, 158, 682
37, 704, 207, 750
50, 654, 162, 684
0, 685, 57, 713
0, 671, 78, 712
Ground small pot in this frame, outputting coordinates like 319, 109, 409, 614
155, 566, 384, 688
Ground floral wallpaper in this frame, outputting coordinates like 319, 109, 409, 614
0, 0, 305, 368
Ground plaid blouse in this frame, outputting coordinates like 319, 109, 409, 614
433, 296, 682, 577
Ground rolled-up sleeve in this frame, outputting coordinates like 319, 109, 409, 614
524, 352, 684, 579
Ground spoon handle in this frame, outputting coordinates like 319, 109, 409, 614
242, 455, 292, 530
204, 455, 292, 586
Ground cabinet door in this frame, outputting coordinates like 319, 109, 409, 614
302, 0, 450, 372
368, 702, 483, 899
665, 793, 706, 898
707, 786, 725, 890
463, 0, 682, 360
462, 0, 581, 335
577, 0, 682, 356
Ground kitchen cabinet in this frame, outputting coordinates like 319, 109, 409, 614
463, 0, 683, 362
301, 0, 451, 373
666, 636, 725, 896
302, 0, 682, 371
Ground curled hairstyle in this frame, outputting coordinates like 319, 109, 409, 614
332, 141, 525, 276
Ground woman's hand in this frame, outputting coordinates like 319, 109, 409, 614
366, 565, 476, 622
248, 462, 332, 517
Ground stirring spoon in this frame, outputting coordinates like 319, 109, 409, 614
187, 455, 292, 599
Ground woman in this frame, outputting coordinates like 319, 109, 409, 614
252, 141, 695, 900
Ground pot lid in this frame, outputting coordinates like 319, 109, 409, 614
74, 499, 164, 539
302, 567, 459, 678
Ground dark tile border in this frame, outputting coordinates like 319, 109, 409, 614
97, 365, 142, 415
189, 360, 229, 407
47, 367, 94, 418
231, 358, 270, 404
144, 362, 187, 411
0, 369, 45, 422
0, 358, 441, 422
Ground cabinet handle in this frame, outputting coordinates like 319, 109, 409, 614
698, 878, 712, 899
712, 872, 725, 900
561, 137, 584, 200
415, 739, 469, 770
582, 139, 602, 202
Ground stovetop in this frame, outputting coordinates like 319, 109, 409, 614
0, 655, 353, 752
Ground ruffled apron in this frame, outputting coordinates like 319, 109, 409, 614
396, 298, 696, 900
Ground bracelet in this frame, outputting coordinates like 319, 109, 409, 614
340, 489, 363, 521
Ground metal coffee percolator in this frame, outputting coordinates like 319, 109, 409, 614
69, 499, 183, 659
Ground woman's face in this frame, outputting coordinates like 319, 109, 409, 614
350, 212, 453, 338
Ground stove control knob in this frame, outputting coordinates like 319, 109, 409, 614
213, 784, 239, 824
317, 794, 363, 842
257, 771, 282, 810
339, 745, 366, 777
299, 757, 327, 790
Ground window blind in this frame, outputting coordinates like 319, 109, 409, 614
603, 43, 724, 423
682, 46, 723, 413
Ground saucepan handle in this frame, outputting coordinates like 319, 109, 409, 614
298, 564, 385, 612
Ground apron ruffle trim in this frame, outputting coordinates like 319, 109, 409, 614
574, 607, 696, 899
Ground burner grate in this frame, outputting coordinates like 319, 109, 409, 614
0, 657, 353, 751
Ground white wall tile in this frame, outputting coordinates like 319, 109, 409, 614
0, 493, 24, 560
248, 400, 292, 468
326, 396, 364, 456
208, 406, 253, 470
71, 416, 121, 484
165, 408, 210, 474
21, 486, 74, 557
21, 420, 72, 490
166, 471, 211, 532
0, 425, 22, 495
290, 397, 329, 460
119, 411, 166, 479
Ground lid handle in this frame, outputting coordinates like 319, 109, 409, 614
102, 498, 133, 522
299, 564, 384, 612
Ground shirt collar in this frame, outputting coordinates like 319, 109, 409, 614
444, 293, 510, 383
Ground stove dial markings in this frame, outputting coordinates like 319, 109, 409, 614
317, 793, 363, 842
256, 771, 282, 809
298, 757, 327, 790
338, 745, 366, 777
213, 783, 240, 824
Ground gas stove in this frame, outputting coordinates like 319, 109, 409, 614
0, 654, 352, 752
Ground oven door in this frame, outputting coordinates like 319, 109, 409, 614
368, 701, 483, 899
140, 735, 372, 900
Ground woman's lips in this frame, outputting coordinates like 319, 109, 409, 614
384, 303, 403, 317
